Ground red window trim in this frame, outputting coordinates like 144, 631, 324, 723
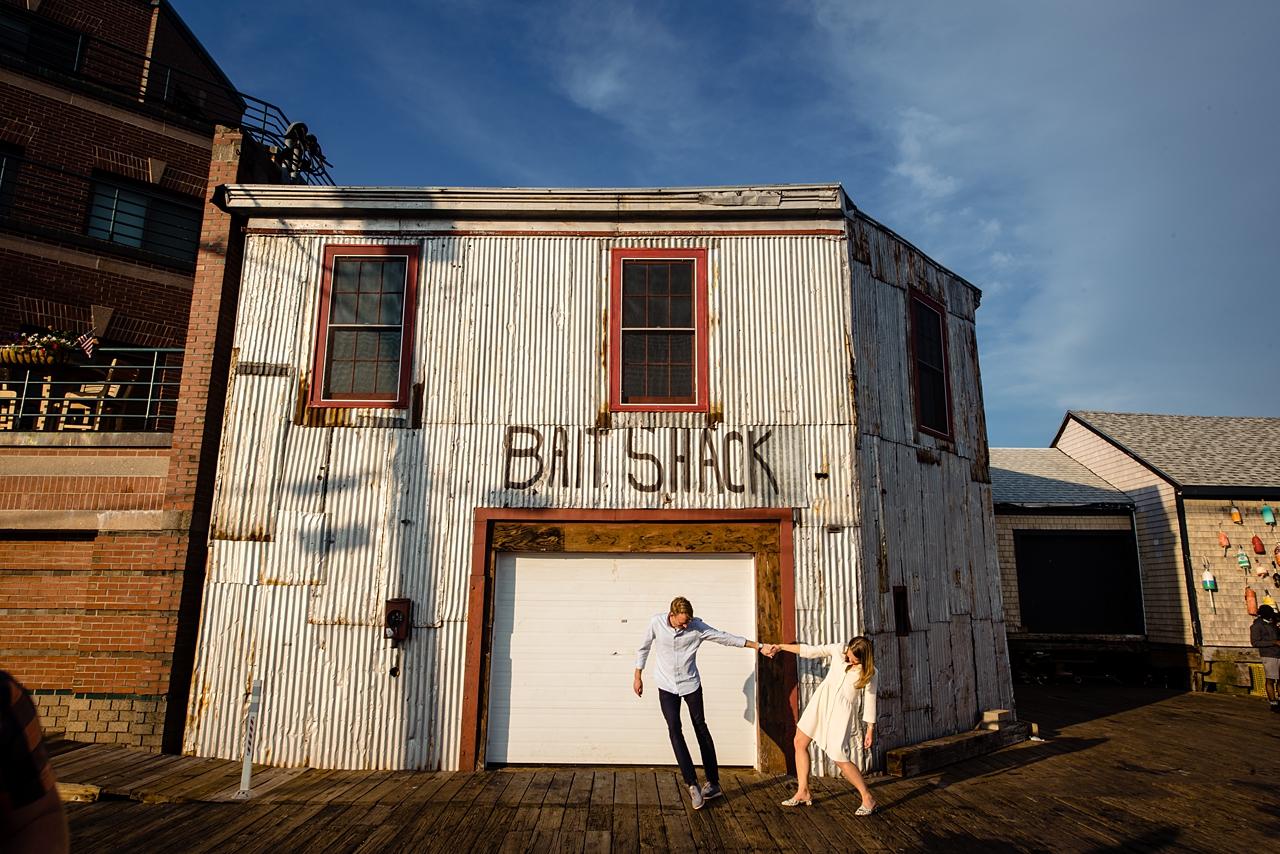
608, 247, 709, 413
309, 244, 420, 410
908, 287, 954, 440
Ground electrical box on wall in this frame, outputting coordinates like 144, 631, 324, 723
385, 598, 412, 641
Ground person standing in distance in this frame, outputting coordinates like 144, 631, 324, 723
1251, 604, 1280, 712
634, 596, 765, 809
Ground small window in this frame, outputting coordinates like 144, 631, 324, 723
0, 143, 20, 215
909, 289, 951, 438
86, 178, 202, 262
609, 248, 708, 412
310, 245, 419, 409
893, 586, 911, 637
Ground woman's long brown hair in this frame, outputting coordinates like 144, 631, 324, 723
845, 636, 875, 689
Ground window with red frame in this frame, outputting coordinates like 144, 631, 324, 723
311, 245, 418, 408
910, 290, 952, 437
609, 249, 708, 412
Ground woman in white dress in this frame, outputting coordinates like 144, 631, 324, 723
764, 636, 878, 813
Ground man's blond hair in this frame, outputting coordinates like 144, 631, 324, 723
669, 596, 694, 618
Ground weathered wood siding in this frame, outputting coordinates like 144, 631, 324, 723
1184, 498, 1276, 653
994, 512, 1133, 629
1054, 420, 1194, 646
847, 214, 1011, 767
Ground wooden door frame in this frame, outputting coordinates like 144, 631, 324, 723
459, 508, 798, 773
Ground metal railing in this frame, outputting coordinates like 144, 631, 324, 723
0, 4, 332, 184
0, 154, 203, 263
0, 347, 183, 433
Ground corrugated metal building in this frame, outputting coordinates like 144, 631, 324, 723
182, 184, 1013, 773
1053, 411, 1280, 690
989, 448, 1145, 683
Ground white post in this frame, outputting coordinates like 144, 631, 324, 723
232, 680, 262, 800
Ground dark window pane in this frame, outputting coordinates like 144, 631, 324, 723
357, 293, 380, 324
670, 332, 693, 364
0, 151, 21, 214
331, 294, 357, 324
914, 301, 945, 371
622, 364, 645, 400
326, 361, 353, 395
647, 364, 669, 398
382, 258, 406, 289
87, 185, 147, 247
670, 263, 692, 294
380, 291, 403, 325
623, 262, 647, 295
333, 261, 359, 292
648, 334, 669, 364
330, 329, 357, 360
375, 360, 399, 394
647, 296, 669, 327
670, 296, 693, 328
355, 330, 378, 360
352, 361, 376, 393
647, 264, 669, 295
622, 332, 645, 364
671, 364, 693, 398
623, 296, 646, 328
358, 261, 383, 293
378, 330, 401, 360
919, 368, 948, 433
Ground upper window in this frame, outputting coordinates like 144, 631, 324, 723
910, 289, 952, 438
310, 245, 419, 409
609, 248, 708, 412
86, 177, 202, 262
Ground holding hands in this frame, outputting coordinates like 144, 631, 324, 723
759, 643, 781, 658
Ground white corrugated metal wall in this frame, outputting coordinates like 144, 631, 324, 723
185, 225, 1006, 773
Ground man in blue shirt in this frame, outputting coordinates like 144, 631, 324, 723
634, 596, 765, 808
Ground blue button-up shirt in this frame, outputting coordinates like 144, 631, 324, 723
635, 613, 748, 696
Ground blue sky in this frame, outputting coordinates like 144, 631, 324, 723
173, 0, 1280, 447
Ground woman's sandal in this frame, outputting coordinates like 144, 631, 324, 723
855, 803, 878, 816
780, 797, 813, 807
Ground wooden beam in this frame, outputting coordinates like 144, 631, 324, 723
885, 722, 1030, 777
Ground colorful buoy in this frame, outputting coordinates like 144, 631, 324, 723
1231, 505, 1243, 524
1263, 504, 1276, 526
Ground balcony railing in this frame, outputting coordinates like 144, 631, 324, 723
0, 3, 332, 184
0, 348, 183, 433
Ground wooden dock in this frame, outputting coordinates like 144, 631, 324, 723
57, 684, 1280, 853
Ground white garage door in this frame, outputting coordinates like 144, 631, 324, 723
487, 553, 758, 766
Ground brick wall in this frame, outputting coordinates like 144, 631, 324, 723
1185, 498, 1280, 655
996, 511, 1134, 629
1055, 419, 1195, 647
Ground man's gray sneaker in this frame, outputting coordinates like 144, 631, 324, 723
689, 784, 705, 809
701, 782, 722, 800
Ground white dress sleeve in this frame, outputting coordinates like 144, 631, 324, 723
861, 669, 878, 724
796, 642, 846, 660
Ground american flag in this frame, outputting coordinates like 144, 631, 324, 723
76, 330, 96, 358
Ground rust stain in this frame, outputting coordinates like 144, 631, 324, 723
706, 401, 723, 429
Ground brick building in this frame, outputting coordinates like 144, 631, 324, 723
0, 0, 329, 750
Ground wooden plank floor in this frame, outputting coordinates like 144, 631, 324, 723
57, 685, 1280, 853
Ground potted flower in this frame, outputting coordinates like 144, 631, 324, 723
0, 328, 80, 366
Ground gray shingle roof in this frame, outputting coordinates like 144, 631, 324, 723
990, 448, 1133, 507
1063, 411, 1280, 489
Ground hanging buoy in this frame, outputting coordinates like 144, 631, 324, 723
1263, 504, 1276, 526
1238, 549, 1253, 572
1253, 535, 1266, 555
1264, 590, 1278, 610
1274, 541, 1280, 565
1258, 563, 1270, 578
1202, 567, 1218, 614
1231, 505, 1243, 524
1218, 531, 1231, 549
1246, 587, 1258, 615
